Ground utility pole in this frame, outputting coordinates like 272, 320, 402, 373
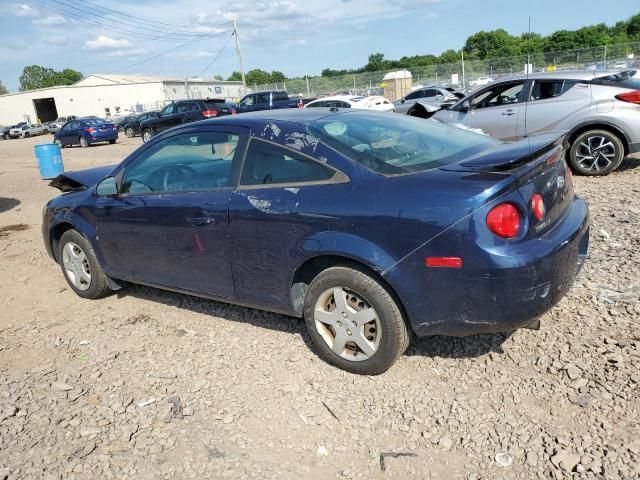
232, 16, 246, 89
461, 49, 465, 89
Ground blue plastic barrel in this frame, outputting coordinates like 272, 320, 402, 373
34, 143, 64, 179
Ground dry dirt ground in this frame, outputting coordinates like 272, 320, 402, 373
0, 134, 639, 480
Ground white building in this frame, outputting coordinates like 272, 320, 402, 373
0, 74, 247, 125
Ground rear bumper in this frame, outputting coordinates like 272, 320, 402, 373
391, 196, 589, 337
87, 133, 118, 143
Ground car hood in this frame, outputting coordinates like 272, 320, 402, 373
49, 164, 116, 192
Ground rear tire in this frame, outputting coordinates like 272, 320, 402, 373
79, 136, 88, 148
125, 127, 135, 138
303, 266, 409, 375
58, 230, 111, 299
569, 130, 624, 176
54, 139, 64, 148
109, 139, 116, 144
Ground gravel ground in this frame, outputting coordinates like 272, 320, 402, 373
0, 134, 639, 480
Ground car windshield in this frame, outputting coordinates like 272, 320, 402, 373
308, 113, 500, 175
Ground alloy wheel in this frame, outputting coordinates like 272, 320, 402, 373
575, 135, 617, 173
142, 130, 152, 143
314, 287, 381, 361
79, 137, 88, 148
62, 242, 91, 291
126, 127, 134, 138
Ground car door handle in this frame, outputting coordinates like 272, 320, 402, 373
187, 216, 215, 227
502, 109, 516, 116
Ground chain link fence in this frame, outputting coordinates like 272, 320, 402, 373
252, 42, 640, 98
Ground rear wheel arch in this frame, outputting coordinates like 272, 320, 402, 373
289, 255, 409, 325
567, 122, 629, 156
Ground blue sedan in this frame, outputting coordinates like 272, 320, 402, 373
53, 118, 118, 148
42, 110, 589, 374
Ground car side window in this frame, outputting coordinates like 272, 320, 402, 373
240, 139, 335, 186
471, 82, 525, 109
189, 102, 200, 112
256, 93, 270, 104
308, 101, 325, 108
405, 90, 424, 101
240, 95, 254, 106
529, 80, 577, 101
176, 103, 189, 114
121, 132, 244, 195
423, 89, 439, 98
69, 121, 80, 129
160, 104, 175, 116
339, 101, 352, 108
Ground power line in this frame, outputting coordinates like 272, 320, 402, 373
49, 0, 231, 38
33, 0, 229, 42
197, 32, 234, 77
105, 33, 231, 74
66, 0, 228, 31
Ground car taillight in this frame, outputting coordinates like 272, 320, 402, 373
85, 127, 95, 134
425, 257, 463, 268
202, 109, 218, 118
531, 194, 545, 221
486, 203, 520, 238
615, 90, 640, 104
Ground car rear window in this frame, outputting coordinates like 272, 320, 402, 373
592, 70, 640, 89
308, 113, 500, 175
84, 119, 108, 126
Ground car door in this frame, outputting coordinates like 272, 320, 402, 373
448, 80, 526, 141
237, 94, 256, 113
94, 126, 249, 298
154, 104, 180, 132
255, 92, 271, 111
228, 137, 348, 312
63, 121, 81, 144
519, 79, 591, 138
396, 89, 424, 113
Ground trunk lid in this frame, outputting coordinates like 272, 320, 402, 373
441, 133, 573, 237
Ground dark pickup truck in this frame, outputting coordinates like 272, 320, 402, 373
235, 91, 300, 113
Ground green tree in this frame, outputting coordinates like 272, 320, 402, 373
626, 13, 640, 39
245, 69, 272, 85
464, 29, 522, 59
0, 81, 8, 95
364, 53, 389, 72
226, 71, 243, 81
213, 74, 224, 81
270, 71, 286, 82
438, 49, 461, 64
19, 65, 83, 91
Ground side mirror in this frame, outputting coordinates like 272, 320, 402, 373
459, 100, 471, 112
96, 177, 118, 196
401, 99, 405, 104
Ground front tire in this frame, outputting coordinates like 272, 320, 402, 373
569, 130, 624, 176
303, 266, 410, 375
58, 230, 111, 299
142, 128, 153, 143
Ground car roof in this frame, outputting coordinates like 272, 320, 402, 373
493, 69, 637, 82
310, 95, 361, 102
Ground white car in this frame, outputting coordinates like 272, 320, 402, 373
469, 76, 494, 87
10, 123, 48, 138
305, 95, 395, 112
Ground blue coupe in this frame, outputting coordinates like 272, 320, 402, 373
43, 110, 589, 374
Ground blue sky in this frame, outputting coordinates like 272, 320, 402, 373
0, 0, 638, 91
